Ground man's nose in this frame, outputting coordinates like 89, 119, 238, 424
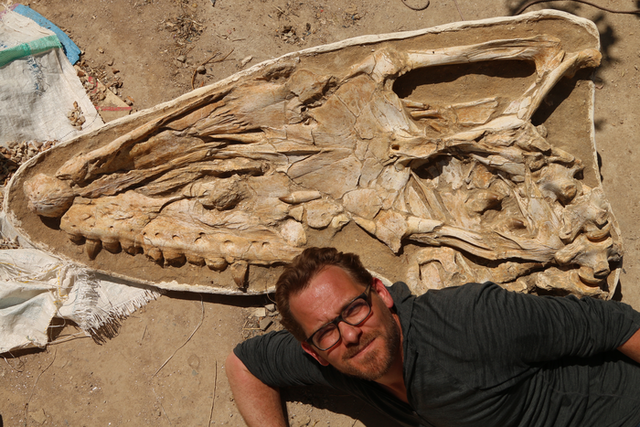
338, 321, 362, 345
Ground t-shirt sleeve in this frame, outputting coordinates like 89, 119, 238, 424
233, 330, 333, 388
474, 283, 640, 362
419, 282, 640, 378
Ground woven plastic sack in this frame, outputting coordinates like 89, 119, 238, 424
0, 8, 103, 145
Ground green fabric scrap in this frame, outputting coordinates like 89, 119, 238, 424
0, 34, 62, 68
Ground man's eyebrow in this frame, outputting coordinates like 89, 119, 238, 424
314, 291, 362, 328
329, 289, 366, 321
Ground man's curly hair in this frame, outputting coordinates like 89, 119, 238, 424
275, 247, 373, 342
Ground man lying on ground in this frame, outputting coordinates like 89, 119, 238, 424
226, 247, 640, 427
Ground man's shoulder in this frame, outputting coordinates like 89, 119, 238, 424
233, 330, 333, 388
388, 281, 414, 302
398, 281, 500, 304
403, 282, 508, 331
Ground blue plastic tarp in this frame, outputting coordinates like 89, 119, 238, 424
10, 4, 81, 64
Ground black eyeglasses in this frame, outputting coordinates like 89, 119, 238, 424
306, 284, 372, 351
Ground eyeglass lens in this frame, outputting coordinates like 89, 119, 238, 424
312, 297, 371, 350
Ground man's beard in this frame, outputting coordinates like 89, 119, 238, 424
338, 304, 401, 381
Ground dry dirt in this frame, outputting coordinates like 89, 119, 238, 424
2, 1, 640, 426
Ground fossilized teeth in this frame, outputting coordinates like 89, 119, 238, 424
102, 239, 121, 254
279, 191, 322, 204
205, 257, 228, 271
85, 239, 102, 260
186, 254, 206, 266
230, 261, 248, 289
145, 247, 163, 264
120, 238, 141, 255
163, 248, 186, 267
67, 233, 85, 245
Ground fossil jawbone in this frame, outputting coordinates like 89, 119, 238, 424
6, 10, 622, 296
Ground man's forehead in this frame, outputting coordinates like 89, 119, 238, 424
308, 266, 366, 295
290, 266, 367, 322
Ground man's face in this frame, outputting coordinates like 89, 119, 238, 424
289, 266, 402, 381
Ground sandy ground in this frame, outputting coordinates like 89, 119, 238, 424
1, 0, 640, 426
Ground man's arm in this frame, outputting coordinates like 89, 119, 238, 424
618, 328, 640, 363
423, 283, 640, 369
225, 351, 289, 427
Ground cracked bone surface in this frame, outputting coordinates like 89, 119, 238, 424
9, 11, 622, 295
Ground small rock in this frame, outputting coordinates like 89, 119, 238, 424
107, 59, 114, 66
187, 354, 200, 370
252, 307, 266, 317
292, 414, 311, 427
30, 408, 46, 424
265, 303, 276, 312
196, 65, 206, 74
98, 48, 104, 54
260, 317, 273, 331
112, 68, 120, 74
240, 56, 253, 67
176, 55, 186, 63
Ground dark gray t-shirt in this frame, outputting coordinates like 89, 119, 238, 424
234, 282, 640, 427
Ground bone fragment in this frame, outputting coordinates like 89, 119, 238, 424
554, 235, 620, 283
24, 174, 76, 218
305, 199, 344, 229
279, 219, 307, 246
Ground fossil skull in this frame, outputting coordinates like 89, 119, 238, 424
9, 11, 621, 296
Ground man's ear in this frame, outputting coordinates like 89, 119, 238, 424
301, 342, 330, 366
372, 277, 394, 309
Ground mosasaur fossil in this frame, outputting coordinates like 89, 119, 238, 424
6, 10, 622, 296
